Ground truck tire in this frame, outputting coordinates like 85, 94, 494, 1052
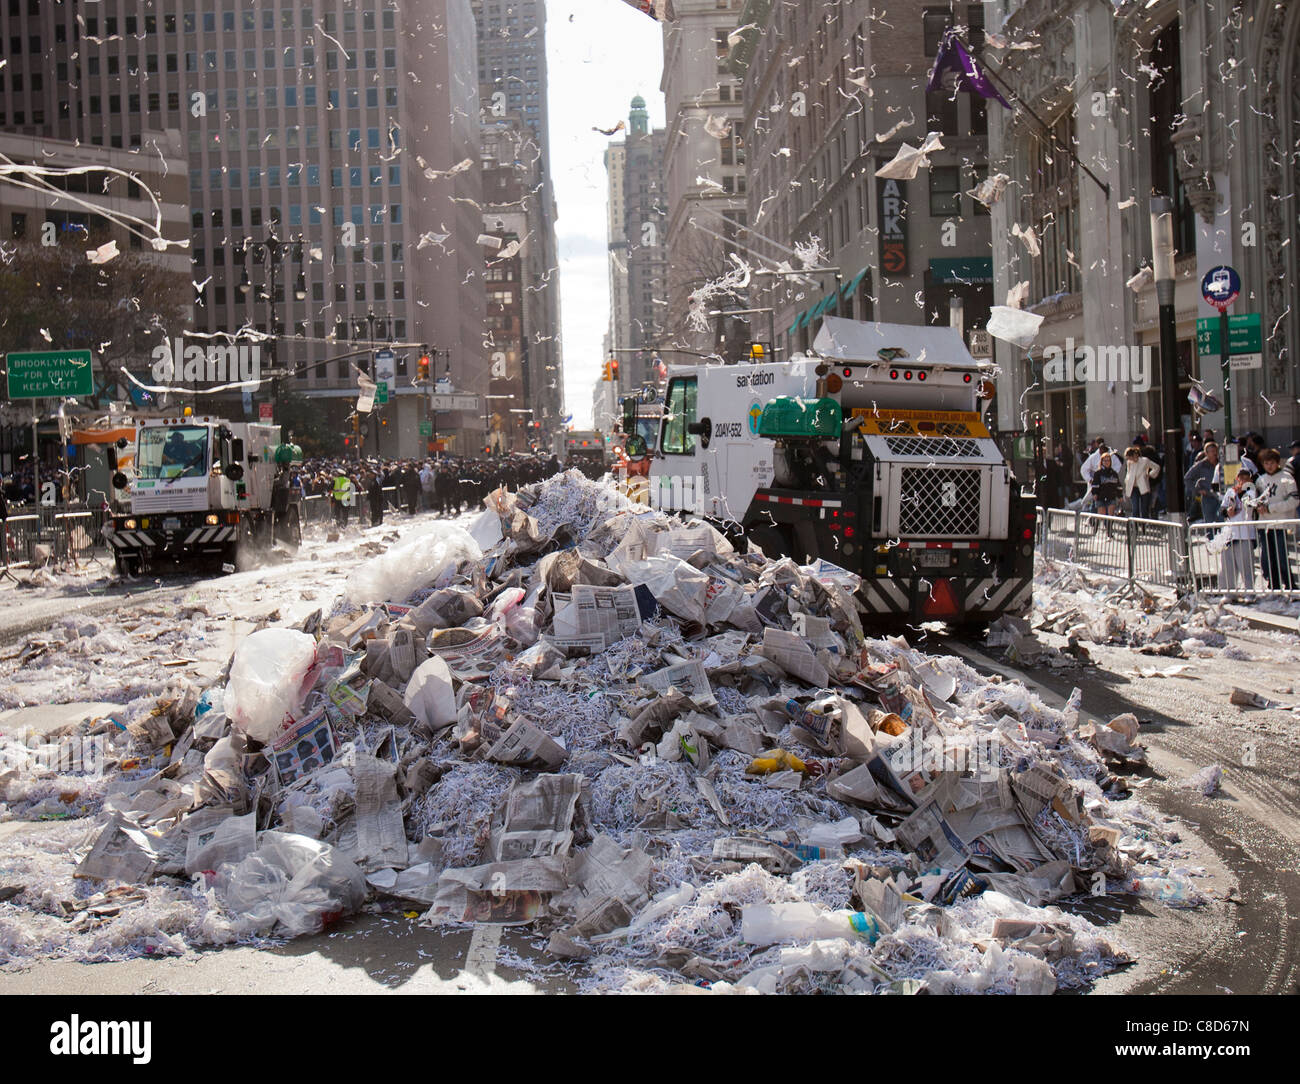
746, 525, 790, 561
233, 518, 258, 572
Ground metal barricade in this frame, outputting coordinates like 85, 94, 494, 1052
3, 511, 104, 569
1035, 506, 1187, 593
1188, 517, 1300, 600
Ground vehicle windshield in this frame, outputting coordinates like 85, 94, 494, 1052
634, 416, 659, 451
137, 426, 210, 481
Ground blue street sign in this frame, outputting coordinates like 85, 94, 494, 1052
1201, 265, 1240, 311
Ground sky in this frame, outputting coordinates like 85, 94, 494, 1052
546, 2, 667, 428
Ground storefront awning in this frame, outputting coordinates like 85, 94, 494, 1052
840, 266, 869, 299
929, 257, 994, 284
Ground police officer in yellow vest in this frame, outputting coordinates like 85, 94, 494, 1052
332, 469, 355, 528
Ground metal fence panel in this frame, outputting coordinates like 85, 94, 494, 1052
1188, 517, 1300, 600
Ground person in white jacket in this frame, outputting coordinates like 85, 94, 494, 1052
1123, 445, 1161, 520
1253, 449, 1299, 589
1216, 469, 1257, 594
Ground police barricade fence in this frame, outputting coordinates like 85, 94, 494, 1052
1037, 507, 1186, 592
3, 510, 104, 569
1188, 517, 1300, 601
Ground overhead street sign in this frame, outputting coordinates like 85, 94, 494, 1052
375, 380, 389, 404
419, 420, 433, 436
429, 393, 482, 412
5, 349, 94, 399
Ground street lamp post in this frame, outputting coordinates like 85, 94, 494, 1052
1150, 196, 1185, 521
239, 230, 306, 422
708, 306, 777, 363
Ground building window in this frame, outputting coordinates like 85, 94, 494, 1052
929, 166, 962, 216
1025, 112, 1081, 301
923, 8, 951, 56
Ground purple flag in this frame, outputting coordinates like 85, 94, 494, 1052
927, 30, 1011, 109
620, 0, 675, 21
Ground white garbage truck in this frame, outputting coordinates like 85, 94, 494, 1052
103, 412, 302, 575
647, 316, 1035, 628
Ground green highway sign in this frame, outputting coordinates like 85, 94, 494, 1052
1196, 313, 1261, 357
5, 349, 94, 399
419, 420, 433, 436
375, 380, 389, 404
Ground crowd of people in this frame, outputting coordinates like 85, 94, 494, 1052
289, 451, 564, 529
1032, 428, 1300, 593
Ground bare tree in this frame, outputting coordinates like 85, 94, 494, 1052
0, 232, 190, 408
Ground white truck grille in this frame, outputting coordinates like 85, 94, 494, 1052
897, 466, 982, 536
884, 436, 984, 458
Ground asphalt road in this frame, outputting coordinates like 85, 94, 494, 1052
938, 625, 1300, 996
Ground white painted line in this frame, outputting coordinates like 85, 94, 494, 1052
465, 923, 502, 980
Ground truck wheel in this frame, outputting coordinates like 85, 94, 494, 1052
746, 525, 790, 561
233, 519, 258, 572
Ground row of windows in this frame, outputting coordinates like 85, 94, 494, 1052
192, 276, 408, 305
189, 127, 402, 156
187, 163, 400, 201
81, 10, 396, 36
165, 46, 397, 71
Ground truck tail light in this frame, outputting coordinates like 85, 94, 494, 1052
227, 512, 239, 524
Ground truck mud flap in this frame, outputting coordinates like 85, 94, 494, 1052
105, 531, 156, 550
858, 575, 1033, 619
179, 526, 237, 545
961, 576, 1033, 617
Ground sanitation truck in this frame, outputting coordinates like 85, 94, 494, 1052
103, 412, 302, 575
559, 430, 608, 478
647, 316, 1034, 627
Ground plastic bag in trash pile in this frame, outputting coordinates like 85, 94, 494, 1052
215, 832, 366, 937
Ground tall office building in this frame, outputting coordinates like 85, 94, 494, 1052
730, 0, 994, 359
660, 0, 749, 360
605, 97, 667, 392
472, 0, 563, 446
0, 1, 487, 454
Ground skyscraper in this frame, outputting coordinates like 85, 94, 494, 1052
660, 0, 749, 360
609, 96, 667, 392
472, 0, 563, 446
0, 1, 487, 454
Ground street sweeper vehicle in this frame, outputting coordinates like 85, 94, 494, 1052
647, 316, 1034, 627
103, 411, 303, 575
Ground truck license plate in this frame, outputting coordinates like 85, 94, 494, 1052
917, 550, 951, 567
163, 517, 181, 531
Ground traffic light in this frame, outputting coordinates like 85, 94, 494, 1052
417, 348, 430, 382
610, 358, 619, 382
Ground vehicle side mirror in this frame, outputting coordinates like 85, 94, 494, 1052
115, 437, 129, 450
105, 447, 118, 470
112, 471, 129, 490
231, 438, 245, 462
686, 421, 709, 436
227, 464, 245, 482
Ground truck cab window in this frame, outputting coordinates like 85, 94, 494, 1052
138, 426, 209, 480
661, 376, 697, 455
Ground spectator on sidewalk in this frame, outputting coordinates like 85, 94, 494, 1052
1092, 451, 1122, 516
1124, 445, 1161, 519
1217, 469, 1257, 596
1253, 448, 1299, 589
1185, 441, 1223, 522
1286, 440, 1300, 485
